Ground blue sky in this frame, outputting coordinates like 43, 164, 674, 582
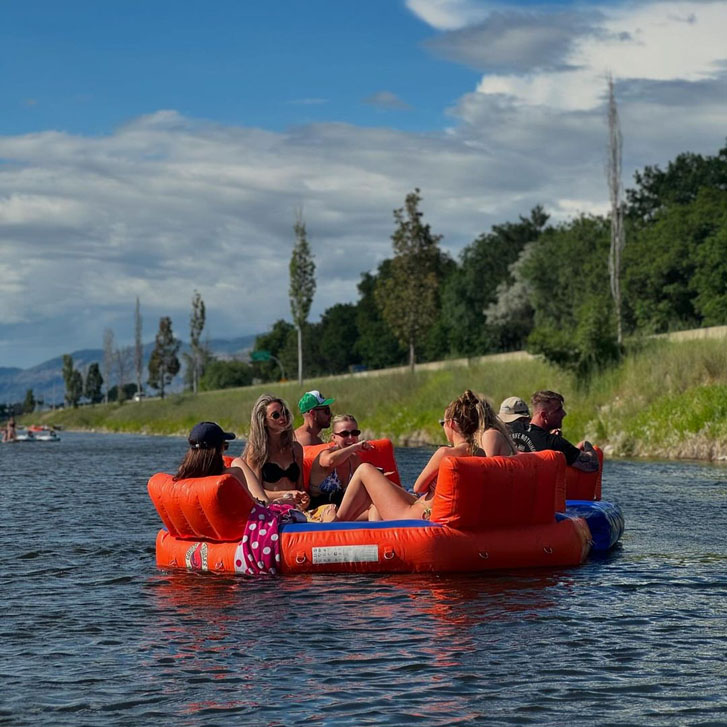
3, 1, 476, 135
1, 0, 726, 369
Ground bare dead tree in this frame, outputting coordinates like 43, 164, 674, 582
134, 297, 144, 397
606, 73, 626, 345
102, 328, 115, 404
115, 345, 133, 401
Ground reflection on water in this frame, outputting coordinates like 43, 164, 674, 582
3, 432, 727, 726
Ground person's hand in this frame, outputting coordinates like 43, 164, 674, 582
273, 492, 297, 505
549, 428, 562, 436
358, 439, 374, 451
293, 490, 311, 510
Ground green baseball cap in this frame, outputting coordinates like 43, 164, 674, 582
298, 390, 335, 413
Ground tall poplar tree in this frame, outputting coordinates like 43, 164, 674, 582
376, 189, 443, 371
148, 317, 180, 399
62, 354, 83, 408
84, 362, 104, 404
189, 290, 206, 393
289, 209, 316, 385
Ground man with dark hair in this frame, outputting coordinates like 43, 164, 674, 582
510, 390, 599, 472
294, 390, 334, 445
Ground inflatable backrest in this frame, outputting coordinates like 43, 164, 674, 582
147, 472, 255, 541
430, 450, 566, 530
564, 446, 603, 500
301, 438, 401, 488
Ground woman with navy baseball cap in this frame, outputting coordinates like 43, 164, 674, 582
174, 421, 267, 503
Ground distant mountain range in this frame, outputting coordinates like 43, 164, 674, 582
0, 335, 258, 405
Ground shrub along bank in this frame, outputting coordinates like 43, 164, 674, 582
34, 337, 727, 461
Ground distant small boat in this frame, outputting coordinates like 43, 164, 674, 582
17, 426, 61, 442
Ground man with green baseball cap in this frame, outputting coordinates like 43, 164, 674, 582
294, 390, 335, 445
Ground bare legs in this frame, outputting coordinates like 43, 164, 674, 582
336, 463, 423, 521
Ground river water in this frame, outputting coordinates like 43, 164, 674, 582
3, 432, 727, 726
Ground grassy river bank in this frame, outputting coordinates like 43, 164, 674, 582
32, 337, 727, 461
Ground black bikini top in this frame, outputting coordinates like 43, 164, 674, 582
261, 461, 300, 484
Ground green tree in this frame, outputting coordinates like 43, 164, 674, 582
623, 187, 727, 331
375, 189, 445, 371
317, 303, 361, 374
188, 290, 206, 393
626, 141, 727, 222
23, 389, 36, 414
440, 206, 547, 356
62, 354, 83, 408
523, 215, 620, 378
84, 362, 104, 404
148, 317, 181, 399
354, 268, 405, 370
108, 383, 138, 402
289, 210, 316, 385
200, 359, 254, 391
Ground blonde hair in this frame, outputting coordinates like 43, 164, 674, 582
329, 414, 358, 441
477, 391, 517, 453
243, 394, 294, 470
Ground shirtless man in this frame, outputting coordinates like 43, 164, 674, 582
294, 390, 334, 445
510, 390, 599, 472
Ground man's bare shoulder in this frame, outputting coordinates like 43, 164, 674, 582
295, 427, 322, 446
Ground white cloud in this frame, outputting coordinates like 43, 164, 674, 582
0, 1, 725, 368
405, 0, 491, 30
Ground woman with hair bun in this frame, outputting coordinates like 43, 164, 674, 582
335, 390, 496, 522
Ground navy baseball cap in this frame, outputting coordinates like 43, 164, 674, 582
188, 421, 236, 449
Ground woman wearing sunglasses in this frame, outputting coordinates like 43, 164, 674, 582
335, 390, 494, 522
233, 394, 311, 510
174, 421, 268, 502
308, 414, 374, 510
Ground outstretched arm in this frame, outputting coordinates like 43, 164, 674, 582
318, 440, 373, 470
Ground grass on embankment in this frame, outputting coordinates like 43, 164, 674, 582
33, 337, 727, 460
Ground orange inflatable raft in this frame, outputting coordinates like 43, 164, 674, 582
148, 440, 592, 575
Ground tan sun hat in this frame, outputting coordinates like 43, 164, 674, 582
498, 396, 530, 423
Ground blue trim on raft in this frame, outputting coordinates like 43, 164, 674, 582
560, 500, 625, 552
281, 519, 443, 533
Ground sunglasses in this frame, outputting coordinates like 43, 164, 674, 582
333, 429, 360, 438
439, 419, 447, 427
223, 442, 229, 451
269, 410, 288, 420
313, 406, 331, 414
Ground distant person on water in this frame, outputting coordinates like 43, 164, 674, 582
510, 390, 599, 472
334, 390, 489, 522
498, 396, 531, 440
478, 395, 519, 456
3, 417, 17, 442
294, 390, 334, 445
174, 421, 267, 502
236, 394, 311, 509
308, 414, 374, 510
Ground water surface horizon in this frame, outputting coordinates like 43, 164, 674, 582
3, 432, 726, 726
